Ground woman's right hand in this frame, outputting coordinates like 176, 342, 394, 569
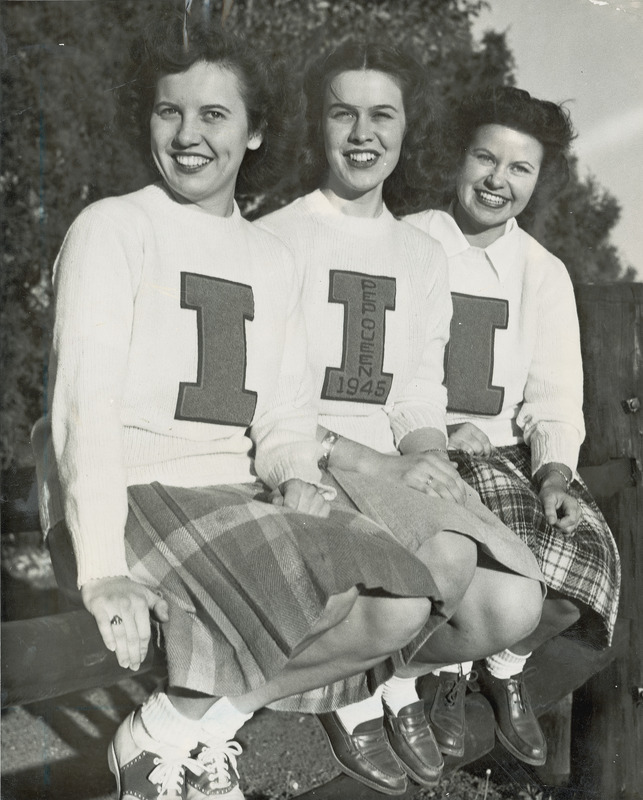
81, 576, 170, 671
447, 422, 493, 457
271, 478, 332, 518
364, 450, 468, 505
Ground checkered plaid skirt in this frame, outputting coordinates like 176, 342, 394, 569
124, 479, 443, 712
450, 444, 620, 647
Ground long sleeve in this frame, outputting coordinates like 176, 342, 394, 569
387, 245, 451, 446
49, 206, 141, 584
517, 242, 585, 474
251, 254, 325, 490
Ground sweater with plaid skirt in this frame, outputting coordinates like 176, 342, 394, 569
33, 184, 446, 709
406, 209, 620, 645
257, 192, 546, 597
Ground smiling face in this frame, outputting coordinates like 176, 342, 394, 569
321, 70, 406, 213
150, 61, 263, 217
454, 123, 544, 247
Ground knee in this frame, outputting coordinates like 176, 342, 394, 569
541, 596, 582, 630
484, 577, 544, 652
359, 596, 433, 658
419, 531, 478, 616
309, 587, 360, 640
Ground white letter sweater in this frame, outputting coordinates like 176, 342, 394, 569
34, 184, 323, 585
405, 209, 585, 474
257, 190, 452, 454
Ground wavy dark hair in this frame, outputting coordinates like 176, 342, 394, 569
448, 86, 576, 208
299, 38, 443, 217
114, 9, 300, 197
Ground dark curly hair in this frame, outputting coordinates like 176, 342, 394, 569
114, 9, 300, 197
299, 38, 443, 217
448, 86, 576, 208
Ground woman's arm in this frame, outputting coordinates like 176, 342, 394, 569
515, 248, 584, 532
50, 205, 139, 585
49, 203, 166, 666
251, 248, 332, 515
517, 249, 585, 475
376, 240, 466, 503
317, 423, 465, 504
388, 241, 452, 447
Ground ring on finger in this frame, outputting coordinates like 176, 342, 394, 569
110, 615, 123, 626
425, 475, 433, 487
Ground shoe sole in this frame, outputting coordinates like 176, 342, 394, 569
316, 719, 408, 796
385, 726, 443, 789
436, 741, 465, 759
393, 754, 442, 790
494, 724, 547, 767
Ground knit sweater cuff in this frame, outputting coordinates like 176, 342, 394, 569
389, 406, 447, 450
255, 441, 337, 500
73, 532, 131, 587
528, 422, 582, 476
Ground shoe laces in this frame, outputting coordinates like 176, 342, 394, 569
148, 752, 205, 798
443, 668, 477, 706
193, 738, 243, 787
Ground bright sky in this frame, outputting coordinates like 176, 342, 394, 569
471, 0, 643, 280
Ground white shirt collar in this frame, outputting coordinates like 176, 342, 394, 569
431, 205, 523, 279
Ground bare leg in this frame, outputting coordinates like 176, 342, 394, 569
232, 593, 432, 712
509, 590, 582, 656
415, 530, 478, 617
397, 558, 544, 677
168, 589, 432, 717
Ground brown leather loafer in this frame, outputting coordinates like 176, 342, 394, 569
317, 712, 407, 795
418, 670, 469, 758
383, 701, 444, 788
477, 664, 547, 766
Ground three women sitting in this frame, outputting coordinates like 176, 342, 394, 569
34, 13, 618, 799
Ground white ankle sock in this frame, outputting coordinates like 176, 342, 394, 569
486, 650, 531, 680
200, 697, 253, 741
140, 691, 203, 751
431, 661, 473, 677
381, 675, 420, 716
335, 686, 384, 733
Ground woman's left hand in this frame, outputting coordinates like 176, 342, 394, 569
271, 478, 331, 518
539, 483, 581, 534
447, 422, 494, 457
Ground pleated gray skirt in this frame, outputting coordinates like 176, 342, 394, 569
124, 479, 445, 712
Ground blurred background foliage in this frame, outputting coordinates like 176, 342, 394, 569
0, 0, 636, 471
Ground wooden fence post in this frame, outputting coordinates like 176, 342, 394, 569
572, 283, 643, 799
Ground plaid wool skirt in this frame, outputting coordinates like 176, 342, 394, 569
124, 479, 445, 712
450, 444, 620, 647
